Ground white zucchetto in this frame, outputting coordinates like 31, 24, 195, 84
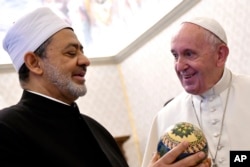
183, 17, 227, 45
3, 7, 72, 71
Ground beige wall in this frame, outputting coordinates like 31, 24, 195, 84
1, 0, 250, 167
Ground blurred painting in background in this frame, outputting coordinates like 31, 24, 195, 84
0, 0, 181, 64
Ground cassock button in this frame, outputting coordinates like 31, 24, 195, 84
210, 108, 216, 112
213, 132, 220, 137
217, 145, 223, 150
208, 97, 214, 101
218, 158, 225, 163
211, 119, 219, 125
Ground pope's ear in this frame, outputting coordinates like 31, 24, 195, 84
24, 52, 43, 74
217, 44, 229, 67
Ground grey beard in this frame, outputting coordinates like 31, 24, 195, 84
44, 62, 87, 98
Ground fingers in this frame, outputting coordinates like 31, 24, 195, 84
198, 158, 211, 167
160, 140, 190, 164
197, 160, 209, 167
174, 151, 207, 167
147, 141, 189, 167
148, 141, 208, 167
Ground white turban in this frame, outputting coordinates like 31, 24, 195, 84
3, 7, 72, 71
183, 17, 227, 45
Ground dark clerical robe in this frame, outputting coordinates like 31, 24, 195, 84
0, 90, 129, 167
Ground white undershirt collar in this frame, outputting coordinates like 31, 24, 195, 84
26, 90, 70, 106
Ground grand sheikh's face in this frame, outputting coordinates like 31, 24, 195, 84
41, 28, 90, 103
170, 23, 221, 95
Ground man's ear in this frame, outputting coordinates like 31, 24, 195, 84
24, 52, 43, 75
217, 44, 229, 67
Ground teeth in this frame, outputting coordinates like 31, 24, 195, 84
184, 75, 192, 78
180, 72, 193, 78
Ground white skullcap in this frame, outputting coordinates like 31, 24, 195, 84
3, 7, 72, 71
183, 17, 227, 45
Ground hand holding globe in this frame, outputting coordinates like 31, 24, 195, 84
157, 122, 208, 162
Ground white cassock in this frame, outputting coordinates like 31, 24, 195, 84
142, 68, 250, 167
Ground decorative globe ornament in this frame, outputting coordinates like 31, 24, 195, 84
157, 122, 208, 161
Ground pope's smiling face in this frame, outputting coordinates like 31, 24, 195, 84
170, 23, 227, 95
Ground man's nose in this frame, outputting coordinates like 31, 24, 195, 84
78, 53, 90, 66
175, 57, 188, 72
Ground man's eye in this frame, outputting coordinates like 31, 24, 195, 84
68, 52, 76, 56
172, 53, 178, 59
185, 51, 193, 57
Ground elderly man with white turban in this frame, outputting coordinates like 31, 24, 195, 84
0, 7, 129, 167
